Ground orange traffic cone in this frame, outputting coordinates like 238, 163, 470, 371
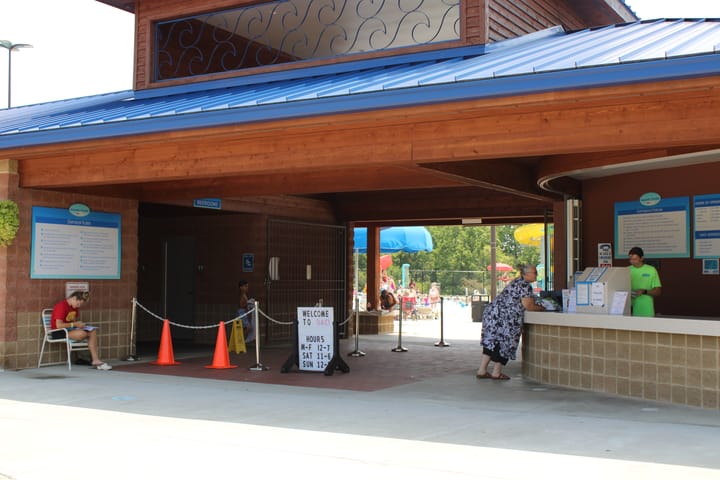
206, 322, 238, 369
151, 319, 181, 366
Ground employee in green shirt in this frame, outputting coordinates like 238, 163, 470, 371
628, 246, 662, 317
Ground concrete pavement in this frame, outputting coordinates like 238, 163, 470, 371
1, 315, 719, 479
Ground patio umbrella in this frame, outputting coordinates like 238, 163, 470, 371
350, 227, 432, 356
380, 254, 393, 270
353, 227, 433, 253
487, 262, 514, 272
513, 224, 545, 247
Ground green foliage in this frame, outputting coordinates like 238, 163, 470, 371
497, 225, 540, 268
356, 224, 544, 296
0, 200, 19, 247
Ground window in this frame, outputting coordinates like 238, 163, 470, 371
155, 0, 461, 81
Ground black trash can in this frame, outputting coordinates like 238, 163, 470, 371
471, 295, 488, 322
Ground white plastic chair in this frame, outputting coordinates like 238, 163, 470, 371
38, 308, 89, 371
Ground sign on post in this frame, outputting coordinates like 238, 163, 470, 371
297, 307, 334, 372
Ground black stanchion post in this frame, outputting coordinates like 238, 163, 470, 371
435, 296, 450, 347
324, 315, 350, 375
281, 316, 299, 373
392, 297, 408, 352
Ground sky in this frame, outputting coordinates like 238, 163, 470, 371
1, 0, 720, 108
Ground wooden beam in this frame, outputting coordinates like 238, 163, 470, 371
419, 159, 558, 201
159, 195, 337, 223
333, 187, 552, 222
11, 76, 720, 196
133, 165, 464, 201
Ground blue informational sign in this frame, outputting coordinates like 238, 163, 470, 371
694, 194, 720, 259
614, 196, 690, 259
193, 198, 222, 210
242, 253, 254, 272
31, 206, 122, 279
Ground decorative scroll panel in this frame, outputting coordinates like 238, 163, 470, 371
155, 0, 461, 80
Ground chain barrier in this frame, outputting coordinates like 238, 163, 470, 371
134, 299, 254, 330
257, 308, 294, 326
131, 299, 356, 372
338, 310, 354, 327
133, 298, 353, 329
256, 306, 354, 326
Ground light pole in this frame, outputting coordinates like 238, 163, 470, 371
0, 40, 33, 108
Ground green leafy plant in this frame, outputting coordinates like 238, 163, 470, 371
0, 199, 20, 247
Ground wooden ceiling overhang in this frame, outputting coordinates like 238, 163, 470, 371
9, 74, 720, 224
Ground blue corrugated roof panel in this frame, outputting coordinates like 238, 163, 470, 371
1, 19, 719, 149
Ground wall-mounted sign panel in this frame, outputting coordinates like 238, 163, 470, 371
193, 198, 222, 210
693, 194, 720, 259
31, 206, 121, 279
242, 253, 254, 272
614, 196, 689, 258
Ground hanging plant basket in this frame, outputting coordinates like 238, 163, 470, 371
0, 200, 20, 247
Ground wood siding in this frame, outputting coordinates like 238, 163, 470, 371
583, 162, 720, 318
132, 0, 623, 90
488, 0, 584, 42
0, 167, 138, 369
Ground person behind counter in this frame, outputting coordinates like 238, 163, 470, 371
628, 246, 662, 317
476, 264, 545, 380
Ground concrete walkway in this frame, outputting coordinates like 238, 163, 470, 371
2, 313, 719, 479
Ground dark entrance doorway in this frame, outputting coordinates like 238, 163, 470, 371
163, 236, 196, 341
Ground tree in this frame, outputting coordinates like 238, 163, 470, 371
497, 225, 540, 268
354, 224, 544, 297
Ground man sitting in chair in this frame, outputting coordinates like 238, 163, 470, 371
51, 291, 112, 370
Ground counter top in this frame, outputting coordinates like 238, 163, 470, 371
525, 311, 720, 336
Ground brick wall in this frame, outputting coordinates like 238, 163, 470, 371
0, 166, 138, 370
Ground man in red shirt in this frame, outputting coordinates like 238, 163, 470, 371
51, 291, 112, 370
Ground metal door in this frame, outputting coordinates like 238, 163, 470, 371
163, 236, 196, 341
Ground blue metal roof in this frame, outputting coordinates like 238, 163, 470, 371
1, 19, 719, 149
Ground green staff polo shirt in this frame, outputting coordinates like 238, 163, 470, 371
630, 263, 661, 317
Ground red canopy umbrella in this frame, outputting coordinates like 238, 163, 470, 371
487, 262, 514, 272
380, 255, 392, 270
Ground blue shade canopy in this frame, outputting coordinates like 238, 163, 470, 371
353, 227, 433, 253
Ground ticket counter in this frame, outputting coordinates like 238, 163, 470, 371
522, 312, 720, 409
